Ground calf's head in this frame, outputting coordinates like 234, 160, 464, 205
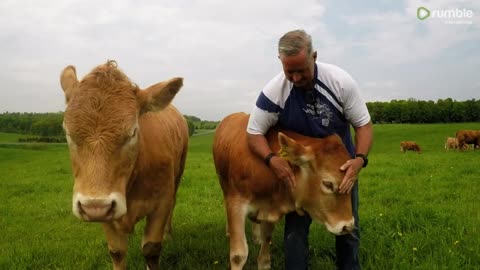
278, 132, 354, 235
60, 60, 183, 221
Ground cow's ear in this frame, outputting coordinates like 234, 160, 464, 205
278, 132, 313, 167
60, 65, 79, 104
137, 77, 183, 114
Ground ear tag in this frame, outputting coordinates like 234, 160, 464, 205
278, 147, 289, 159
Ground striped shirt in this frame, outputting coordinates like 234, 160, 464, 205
247, 62, 371, 155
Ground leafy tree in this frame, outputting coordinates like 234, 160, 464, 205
186, 119, 195, 137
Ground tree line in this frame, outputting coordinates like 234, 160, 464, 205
367, 98, 480, 123
1, 98, 478, 140
0, 112, 219, 139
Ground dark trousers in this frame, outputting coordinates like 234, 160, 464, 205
284, 183, 360, 270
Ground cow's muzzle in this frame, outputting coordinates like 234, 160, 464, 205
78, 199, 116, 221
72, 192, 127, 222
325, 217, 355, 235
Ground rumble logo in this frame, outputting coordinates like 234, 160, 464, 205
417, 6, 474, 24
417, 7, 430, 20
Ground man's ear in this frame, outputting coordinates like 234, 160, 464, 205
137, 77, 183, 114
278, 132, 313, 166
60, 65, 79, 104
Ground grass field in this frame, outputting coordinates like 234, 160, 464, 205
0, 123, 479, 269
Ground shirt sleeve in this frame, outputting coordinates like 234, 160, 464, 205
247, 72, 292, 134
339, 71, 371, 127
247, 98, 280, 135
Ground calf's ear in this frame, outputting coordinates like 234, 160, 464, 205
278, 132, 313, 166
137, 77, 183, 114
60, 65, 79, 104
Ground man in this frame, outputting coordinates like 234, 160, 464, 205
246, 29, 373, 270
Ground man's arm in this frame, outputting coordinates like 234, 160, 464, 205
338, 121, 373, 194
247, 133, 296, 188
354, 121, 373, 156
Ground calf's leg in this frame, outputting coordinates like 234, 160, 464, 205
226, 199, 248, 270
257, 221, 275, 270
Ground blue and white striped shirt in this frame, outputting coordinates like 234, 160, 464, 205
247, 62, 370, 155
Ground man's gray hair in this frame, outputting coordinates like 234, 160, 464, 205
278, 29, 314, 56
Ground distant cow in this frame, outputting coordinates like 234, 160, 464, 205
60, 61, 188, 270
213, 113, 354, 270
444, 137, 459, 150
456, 130, 480, 151
400, 141, 421, 153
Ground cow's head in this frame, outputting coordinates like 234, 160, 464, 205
277, 132, 354, 235
60, 60, 183, 222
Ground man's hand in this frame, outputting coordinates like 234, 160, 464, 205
269, 155, 296, 189
338, 157, 363, 194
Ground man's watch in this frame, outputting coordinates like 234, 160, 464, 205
355, 153, 368, 168
263, 152, 276, 167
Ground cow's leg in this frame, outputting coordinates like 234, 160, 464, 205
164, 162, 185, 242
226, 198, 248, 270
224, 200, 230, 238
252, 222, 262, 244
142, 215, 167, 270
162, 198, 174, 241
225, 218, 230, 237
142, 181, 175, 270
142, 194, 175, 270
257, 221, 275, 270
103, 223, 128, 270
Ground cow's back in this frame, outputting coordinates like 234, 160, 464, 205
456, 130, 480, 145
213, 113, 285, 197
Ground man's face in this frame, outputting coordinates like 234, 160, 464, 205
279, 49, 316, 89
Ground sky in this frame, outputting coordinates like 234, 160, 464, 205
0, 0, 479, 121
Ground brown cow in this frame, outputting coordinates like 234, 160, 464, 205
400, 141, 421, 154
213, 113, 354, 270
456, 130, 480, 151
444, 137, 459, 151
60, 61, 188, 270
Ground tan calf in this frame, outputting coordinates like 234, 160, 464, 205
444, 137, 459, 150
60, 61, 188, 270
400, 141, 421, 154
213, 113, 354, 270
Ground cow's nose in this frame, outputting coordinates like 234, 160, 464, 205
342, 225, 352, 234
78, 199, 116, 221
341, 221, 355, 234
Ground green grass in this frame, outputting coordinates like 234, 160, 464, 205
0, 124, 479, 269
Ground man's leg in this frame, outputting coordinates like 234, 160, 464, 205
284, 211, 312, 270
336, 182, 360, 270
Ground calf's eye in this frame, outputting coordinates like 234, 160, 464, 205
322, 181, 335, 192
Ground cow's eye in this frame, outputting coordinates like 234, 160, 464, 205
322, 181, 335, 192
130, 127, 137, 138
125, 127, 138, 144
122, 127, 138, 145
